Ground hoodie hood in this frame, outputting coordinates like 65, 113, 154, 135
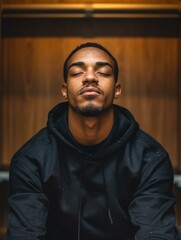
47, 102, 139, 157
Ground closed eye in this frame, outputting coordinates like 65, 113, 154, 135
97, 72, 111, 76
71, 72, 84, 76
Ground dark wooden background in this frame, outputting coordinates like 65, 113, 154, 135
1, 0, 181, 238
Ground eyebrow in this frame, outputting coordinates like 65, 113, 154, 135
96, 61, 113, 70
68, 61, 113, 71
68, 61, 85, 70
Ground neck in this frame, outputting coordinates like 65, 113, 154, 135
68, 107, 114, 145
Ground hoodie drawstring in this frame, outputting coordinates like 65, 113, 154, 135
103, 171, 114, 225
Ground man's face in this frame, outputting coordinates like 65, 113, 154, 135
62, 47, 121, 116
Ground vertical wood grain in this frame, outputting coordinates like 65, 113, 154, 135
178, 12, 181, 172
0, 1, 181, 237
1, 32, 180, 229
0, 0, 3, 170
1, 0, 179, 4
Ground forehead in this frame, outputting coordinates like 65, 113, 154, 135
67, 47, 114, 67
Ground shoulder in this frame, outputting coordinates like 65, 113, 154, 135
123, 128, 173, 177
133, 128, 168, 158
12, 128, 51, 160
132, 129, 173, 178
10, 127, 59, 175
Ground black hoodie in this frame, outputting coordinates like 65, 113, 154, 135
5, 102, 177, 240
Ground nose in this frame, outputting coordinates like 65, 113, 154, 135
82, 69, 99, 85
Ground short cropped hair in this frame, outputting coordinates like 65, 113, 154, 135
63, 42, 119, 83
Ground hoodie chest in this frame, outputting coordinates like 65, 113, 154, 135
45, 143, 139, 239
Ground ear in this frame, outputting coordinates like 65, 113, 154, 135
114, 83, 121, 99
62, 83, 68, 99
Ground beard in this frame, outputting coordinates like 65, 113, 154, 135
71, 101, 106, 117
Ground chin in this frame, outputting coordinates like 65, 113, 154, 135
74, 102, 112, 117
79, 107, 103, 117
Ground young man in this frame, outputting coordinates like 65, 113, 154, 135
5, 42, 179, 239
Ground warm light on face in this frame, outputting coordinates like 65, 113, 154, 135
62, 47, 121, 117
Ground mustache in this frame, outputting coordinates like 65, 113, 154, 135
77, 83, 104, 95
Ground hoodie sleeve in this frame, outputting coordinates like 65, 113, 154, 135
4, 156, 49, 240
128, 151, 178, 240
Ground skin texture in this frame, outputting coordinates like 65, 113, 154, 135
62, 47, 121, 145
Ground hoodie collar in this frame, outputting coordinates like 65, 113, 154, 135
47, 102, 139, 157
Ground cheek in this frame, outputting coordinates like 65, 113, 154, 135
66, 86, 82, 104
66, 83, 78, 97
103, 82, 115, 95
105, 87, 117, 102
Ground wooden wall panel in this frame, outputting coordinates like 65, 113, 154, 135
114, 36, 179, 167
1, 2, 181, 239
175, 12, 181, 227
1, 17, 179, 169
1, 37, 65, 167
179, 13, 181, 171
2, 0, 179, 4
0, 1, 3, 171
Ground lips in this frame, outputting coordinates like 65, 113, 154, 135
78, 86, 104, 96
80, 87, 101, 95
